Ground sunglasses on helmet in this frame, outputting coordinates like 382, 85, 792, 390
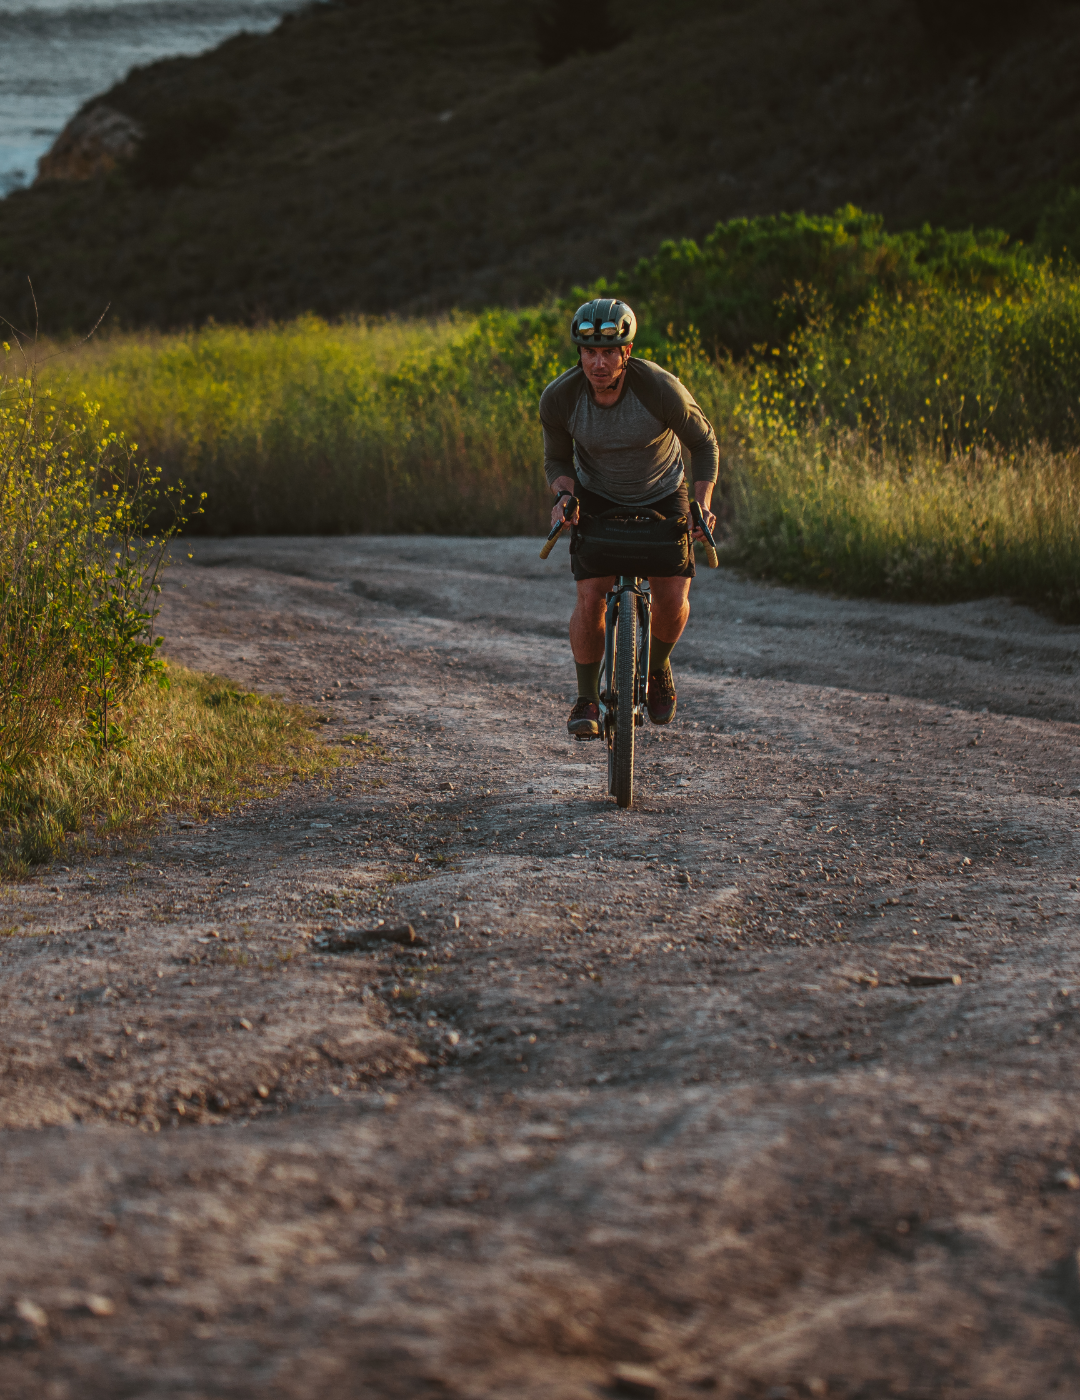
577, 320, 623, 339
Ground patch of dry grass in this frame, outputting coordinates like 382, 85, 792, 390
1, 663, 345, 871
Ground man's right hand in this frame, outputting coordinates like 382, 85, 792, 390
551, 478, 580, 529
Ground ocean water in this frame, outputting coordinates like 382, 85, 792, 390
0, 0, 297, 196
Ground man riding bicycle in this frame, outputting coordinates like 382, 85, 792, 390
540, 297, 719, 738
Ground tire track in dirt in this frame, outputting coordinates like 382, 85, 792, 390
2, 538, 1080, 1398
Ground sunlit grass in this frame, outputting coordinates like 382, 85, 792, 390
737, 275, 1080, 455
1, 663, 340, 871
34, 312, 566, 535
729, 433, 1080, 617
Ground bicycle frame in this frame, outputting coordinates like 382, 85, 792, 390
598, 576, 652, 739
539, 500, 714, 805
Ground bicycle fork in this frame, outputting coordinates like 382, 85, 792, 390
599, 578, 652, 736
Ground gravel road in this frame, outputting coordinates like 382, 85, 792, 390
2, 537, 1080, 1399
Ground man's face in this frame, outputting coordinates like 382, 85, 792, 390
580, 344, 631, 392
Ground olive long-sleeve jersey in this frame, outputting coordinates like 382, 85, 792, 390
539, 356, 719, 505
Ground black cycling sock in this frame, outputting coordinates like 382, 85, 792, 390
649, 638, 676, 674
575, 661, 601, 702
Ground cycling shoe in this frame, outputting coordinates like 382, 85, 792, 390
566, 697, 601, 739
646, 668, 677, 725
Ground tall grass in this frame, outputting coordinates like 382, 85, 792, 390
725, 237, 1080, 616
730, 433, 1080, 616
35, 306, 745, 536
739, 273, 1080, 453
41, 313, 571, 535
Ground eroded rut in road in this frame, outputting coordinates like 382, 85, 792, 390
2, 538, 1080, 1399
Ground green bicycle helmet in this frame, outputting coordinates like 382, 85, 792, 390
570, 297, 637, 347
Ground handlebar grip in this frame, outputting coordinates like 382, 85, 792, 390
690, 500, 720, 566
539, 497, 579, 559
539, 526, 566, 560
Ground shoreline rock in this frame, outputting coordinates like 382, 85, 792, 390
35, 105, 142, 185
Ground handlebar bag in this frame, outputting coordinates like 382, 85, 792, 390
571, 507, 691, 577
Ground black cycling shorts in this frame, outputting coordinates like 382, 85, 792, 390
568, 480, 696, 581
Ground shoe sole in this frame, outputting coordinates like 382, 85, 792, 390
567, 724, 601, 739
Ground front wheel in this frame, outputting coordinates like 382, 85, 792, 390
612, 592, 637, 808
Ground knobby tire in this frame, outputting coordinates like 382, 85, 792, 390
614, 593, 637, 808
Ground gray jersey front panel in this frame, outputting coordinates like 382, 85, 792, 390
568, 384, 685, 504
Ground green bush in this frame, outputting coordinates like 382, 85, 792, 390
609, 206, 1037, 357
739, 270, 1080, 453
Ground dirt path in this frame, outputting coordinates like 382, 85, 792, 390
3, 538, 1080, 1399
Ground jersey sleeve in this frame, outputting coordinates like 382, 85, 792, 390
539, 370, 581, 488
630, 359, 720, 486
662, 376, 719, 486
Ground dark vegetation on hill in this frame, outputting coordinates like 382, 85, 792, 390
1, 0, 1079, 334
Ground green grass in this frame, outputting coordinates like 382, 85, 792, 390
37, 310, 574, 534
2, 663, 340, 871
714, 221, 1080, 615
737, 264, 1080, 454
728, 434, 1080, 618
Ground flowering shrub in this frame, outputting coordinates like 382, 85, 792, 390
0, 351, 187, 779
737, 273, 1080, 453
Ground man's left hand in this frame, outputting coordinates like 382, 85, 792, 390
690, 481, 717, 542
690, 506, 717, 542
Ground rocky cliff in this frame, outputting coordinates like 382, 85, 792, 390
35, 105, 143, 184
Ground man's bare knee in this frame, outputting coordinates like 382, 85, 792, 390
575, 579, 612, 618
648, 575, 691, 607
648, 576, 691, 642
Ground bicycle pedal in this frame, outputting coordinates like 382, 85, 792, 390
573, 732, 600, 742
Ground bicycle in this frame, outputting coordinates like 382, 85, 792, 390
541, 497, 719, 809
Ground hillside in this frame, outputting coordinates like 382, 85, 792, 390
1, 0, 1079, 333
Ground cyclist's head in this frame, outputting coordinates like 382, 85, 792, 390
570, 297, 636, 349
